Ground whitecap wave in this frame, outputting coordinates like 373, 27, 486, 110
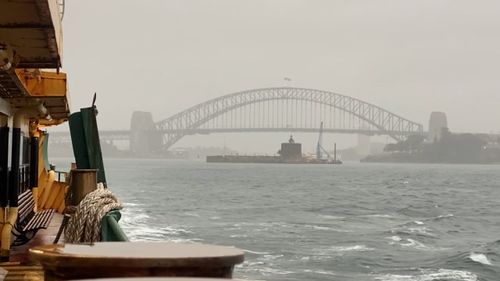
375, 268, 477, 281
255, 267, 294, 276
391, 237, 448, 251
122, 224, 193, 241
164, 225, 192, 235
184, 212, 200, 217
242, 249, 270, 255
122, 226, 167, 241
261, 254, 284, 261
301, 223, 351, 232
407, 226, 433, 236
229, 234, 248, 238
242, 261, 265, 266
122, 202, 142, 207
435, 213, 454, 220
239, 259, 293, 276
389, 236, 403, 242
469, 252, 492, 265
120, 212, 150, 224
362, 214, 393, 218
303, 269, 337, 276
312, 225, 334, 230
400, 238, 429, 250
163, 238, 202, 243
325, 245, 374, 253
318, 214, 344, 220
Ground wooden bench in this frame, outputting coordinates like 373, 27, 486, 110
12, 190, 55, 246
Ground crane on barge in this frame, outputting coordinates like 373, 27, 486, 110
316, 122, 342, 164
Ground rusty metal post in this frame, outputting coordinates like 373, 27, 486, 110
69, 169, 97, 206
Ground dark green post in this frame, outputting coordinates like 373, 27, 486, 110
69, 106, 107, 186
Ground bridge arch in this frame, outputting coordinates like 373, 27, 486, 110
156, 87, 423, 150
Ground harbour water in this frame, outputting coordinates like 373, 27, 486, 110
54, 159, 500, 281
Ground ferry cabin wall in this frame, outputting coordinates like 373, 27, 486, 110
0, 113, 34, 208
0, 114, 10, 209
0, 111, 37, 258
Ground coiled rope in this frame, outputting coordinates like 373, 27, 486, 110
64, 183, 122, 243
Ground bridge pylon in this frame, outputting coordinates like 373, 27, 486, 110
130, 111, 162, 156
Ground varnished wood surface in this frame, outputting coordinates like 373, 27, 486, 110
2, 214, 249, 281
30, 242, 244, 280
0, 262, 44, 281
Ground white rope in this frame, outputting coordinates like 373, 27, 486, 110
64, 183, 122, 243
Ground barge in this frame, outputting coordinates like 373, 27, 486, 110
207, 136, 342, 164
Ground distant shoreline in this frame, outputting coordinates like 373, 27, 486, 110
362, 152, 500, 165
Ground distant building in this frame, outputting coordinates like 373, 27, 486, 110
428, 112, 448, 142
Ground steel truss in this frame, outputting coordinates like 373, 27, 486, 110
156, 87, 423, 150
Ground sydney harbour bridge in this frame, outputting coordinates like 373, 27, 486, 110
51, 87, 424, 154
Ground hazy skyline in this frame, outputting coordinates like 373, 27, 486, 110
58, 0, 500, 152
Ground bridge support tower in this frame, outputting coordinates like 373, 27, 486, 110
428, 112, 448, 142
130, 111, 162, 157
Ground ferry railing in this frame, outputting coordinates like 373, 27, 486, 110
55, 170, 68, 183
13, 166, 71, 195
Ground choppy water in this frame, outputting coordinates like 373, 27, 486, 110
54, 159, 500, 281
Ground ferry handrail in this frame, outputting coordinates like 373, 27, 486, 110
54, 170, 68, 182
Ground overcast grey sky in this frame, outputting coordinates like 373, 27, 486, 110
60, 0, 500, 152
